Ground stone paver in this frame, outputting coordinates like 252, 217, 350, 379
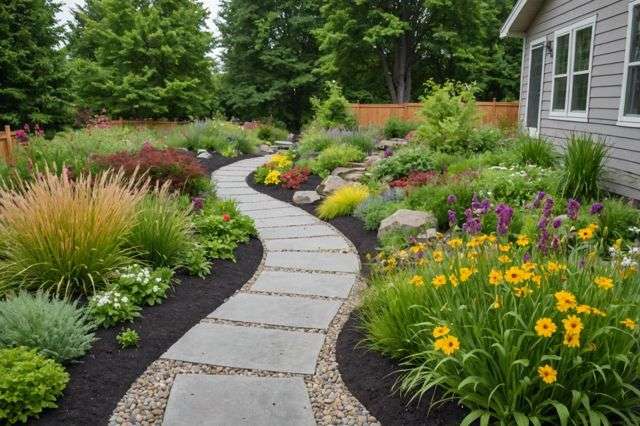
252, 270, 356, 298
216, 188, 258, 196
242, 207, 307, 220
237, 200, 291, 211
258, 224, 336, 240
162, 375, 315, 426
227, 194, 274, 203
209, 293, 341, 329
265, 251, 359, 273
162, 323, 324, 374
263, 236, 350, 252
253, 215, 318, 228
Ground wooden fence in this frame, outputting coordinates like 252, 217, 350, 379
350, 100, 520, 128
0, 125, 17, 165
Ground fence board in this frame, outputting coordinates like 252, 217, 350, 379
350, 100, 520, 128
0, 125, 16, 165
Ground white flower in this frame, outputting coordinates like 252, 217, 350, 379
621, 257, 637, 268
121, 296, 129, 303
155, 277, 162, 283
152, 285, 160, 292
629, 247, 640, 255
114, 303, 121, 308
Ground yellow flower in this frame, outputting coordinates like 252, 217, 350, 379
577, 227, 594, 241
498, 243, 512, 253
576, 304, 592, 314
449, 274, 459, 287
546, 261, 562, 273
591, 307, 607, 317
504, 266, 525, 284
410, 243, 425, 254
588, 223, 599, 231
562, 315, 584, 334
535, 318, 557, 337
416, 258, 427, 267
447, 238, 463, 249
491, 296, 501, 309
432, 250, 444, 263
621, 318, 637, 330
264, 170, 282, 185
522, 262, 537, 272
563, 332, 581, 348
516, 234, 530, 247
434, 335, 460, 356
531, 274, 542, 286
514, 286, 532, 297
498, 255, 511, 264
538, 364, 558, 384
432, 274, 447, 288
554, 291, 577, 312
459, 267, 474, 283
409, 275, 424, 287
488, 269, 503, 286
432, 326, 450, 338
594, 276, 614, 290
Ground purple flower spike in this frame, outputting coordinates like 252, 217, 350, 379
495, 203, 514, 235
447, 194, 457, 205
567, 198, 580, 220
192, 197, 204, 211
448, 209, 457, 227
523, 252, 532, 262
533, 191, 546, 208
589, 202, 604, 215
552, 217, 563, 229
384, 148, 393, 158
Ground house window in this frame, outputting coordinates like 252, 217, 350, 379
619, 0, 640, 126
550, 16, 596, 121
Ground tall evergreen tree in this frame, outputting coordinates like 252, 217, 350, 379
217, 0, 322, 129
0, 0, 72, 127
68, 0, 216, 119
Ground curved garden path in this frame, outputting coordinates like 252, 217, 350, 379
112, 156, 380, 425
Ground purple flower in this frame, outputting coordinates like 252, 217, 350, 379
34, 124, 44, 137
23, 123, 30, 133
567, 198, 580, 220
551, 236, 560, 251
495, 203, 513, 235
523, 252, 532, 262
14, 130, 28, 143
537, 228, 549, 253
589, 202, 604, 215
542, 197, 554, 218
532, 191, 546, 208
383, 148, 393, 158
447, 194, 457, 205
552, 217, 563, 229
462, 208, 482, 235
191, 197, 204, 211
448, 209, 457, 227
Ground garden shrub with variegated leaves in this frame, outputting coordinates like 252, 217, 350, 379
361, 192, 640, 425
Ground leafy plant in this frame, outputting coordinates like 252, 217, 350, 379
317, 184, 369, 219
0, 347, 69, 425
353, 196, 402, 230
310, 81, 357, 129
596, 199, 640, 244
559, 134, 608, 201
110, 264, 173, 306
340, 133, 375, 153
371, 145, 434, 181
0, 292, 95, 363
0, 169, 145, 297
311, 144, 365, 177
468, 126, 504, 152
281, 167, 311, 189
87, 290, 141, 328
389, 170, 439, 188
296, 130, 335, 158
127, 188, 193, 268
257, 123, 288, 142
383, 117, 419, 139
516, 135, 557, 167
180, 243, 212, 277
116, 328, 140, 349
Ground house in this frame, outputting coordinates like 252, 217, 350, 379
501, 0, 640, 199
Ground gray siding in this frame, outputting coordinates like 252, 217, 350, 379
519, 0, 640, 199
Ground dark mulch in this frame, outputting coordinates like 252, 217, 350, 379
197, 151, 258, 172
247, 171, 465, 426
32, 151, 264, 425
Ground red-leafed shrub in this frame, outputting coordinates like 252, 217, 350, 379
92, 144, 208, 195
281, 167, 311, 190
389, 170, 439, 188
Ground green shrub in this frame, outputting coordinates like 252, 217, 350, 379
87, 290, 141, 328
340, 133, 375, 153
181, 243, 212, 277
414, 81, 479, 154
371, 145, 434, 181
256, 124, 288, 142
167, 120, 260, 156
597, 199, 640, 244
311, 145, 365, 177
116, 328, 140, 349
516, 135, 557, 167
477, 165, 561, 206
468, 126, 504, 152
127, 189, 193, 268
296, 130, 335, 158
559, 134, 608, 201
0, 292, 95, 363
354, 196, 402, 230
109, 264, 173, 306
317, 185, 369, 219
404, 181, 479, 230
383, 117, 419, 139
311, 81, 357, 129
0, 347, 69, 424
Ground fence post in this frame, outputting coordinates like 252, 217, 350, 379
3, 125, 14, 165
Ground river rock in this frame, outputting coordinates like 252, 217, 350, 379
378, 209, 437, 239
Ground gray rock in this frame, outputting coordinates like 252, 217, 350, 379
364, 154, 383, 167
376, 138, 407, 150
331, 166, 366, 182
260, 144, 275, 153
377, 209, 437, 239
196, 150, 212, 159
316, 175, 348, 196
415, 228, 439, 242
274, 140, 294, 149
293, 190, 321, 204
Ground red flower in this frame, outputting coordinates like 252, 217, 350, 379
222, 213, 231, 222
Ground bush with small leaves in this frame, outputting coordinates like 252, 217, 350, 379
116, 328, 140, 349
0, 347, 69, 424
109, 264, 173, 306
87, 290, 141, 328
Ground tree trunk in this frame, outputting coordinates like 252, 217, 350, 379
380, 34, 412, 103
379, 48, 399, 103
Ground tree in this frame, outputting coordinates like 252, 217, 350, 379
68, 0, 216, 120
217, 0, 322, 130
0, 0, 72, 127
315, 0, 521, 103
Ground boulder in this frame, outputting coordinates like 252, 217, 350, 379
316, 175, 348, 196
274, 140, 294, 149
377, 209, 437, 239
331, 166, 367, 182
259, 144, 275, 154
376, 138, 408, 150
364, 154, 383, 168
293, 191, 321, 205
415, 228, 439, 242
196, 150, 212, 159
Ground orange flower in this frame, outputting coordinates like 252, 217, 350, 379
535, 318, 557, 337
538, 364, 558, 384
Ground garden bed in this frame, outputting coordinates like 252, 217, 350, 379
246, 170, 465, 425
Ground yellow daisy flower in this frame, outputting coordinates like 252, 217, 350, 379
432, 274, 447, 288
409, 275, 424, 287
594, 276, 614, 290
488, 269, 503, 286
432, 250, 444, 263
434, 335, 460, 356
621, 318, 637, 330
562, 315, 584, 334
516, 234, 530, 247
432, 326, 450, 338
535, 318, 557, 337
538, 364, 558, 384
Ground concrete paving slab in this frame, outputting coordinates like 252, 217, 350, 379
264, 251, 359, 273
162, 323, 324, 374
237, 200, 291, 211
162, 375, 315, 426
258, 224, 336, 240
252, 270, 356, 298
253, 215, 318, 228
242, 207, 307, 220
216, 188, 258, 196
209, 293, 341, 329
263, 236, 350, 251
228, 194, 275, 203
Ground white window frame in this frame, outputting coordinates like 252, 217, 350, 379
617, 0, 640, 128
549, 15, 597, 122
523, 37, 547, 136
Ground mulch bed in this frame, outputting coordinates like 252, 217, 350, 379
33, 151, 263, 425
247, 170, 465, 426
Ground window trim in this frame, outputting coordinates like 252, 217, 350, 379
617, 0, 640, 127
523, 36, 547, 136
549, 15, 596, 122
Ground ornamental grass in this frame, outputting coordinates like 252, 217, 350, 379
317, 184, 369, 219
0, 169, 147, 298
361, 193, 640, 424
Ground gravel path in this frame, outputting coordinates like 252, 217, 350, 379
110, 156, 380, 426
